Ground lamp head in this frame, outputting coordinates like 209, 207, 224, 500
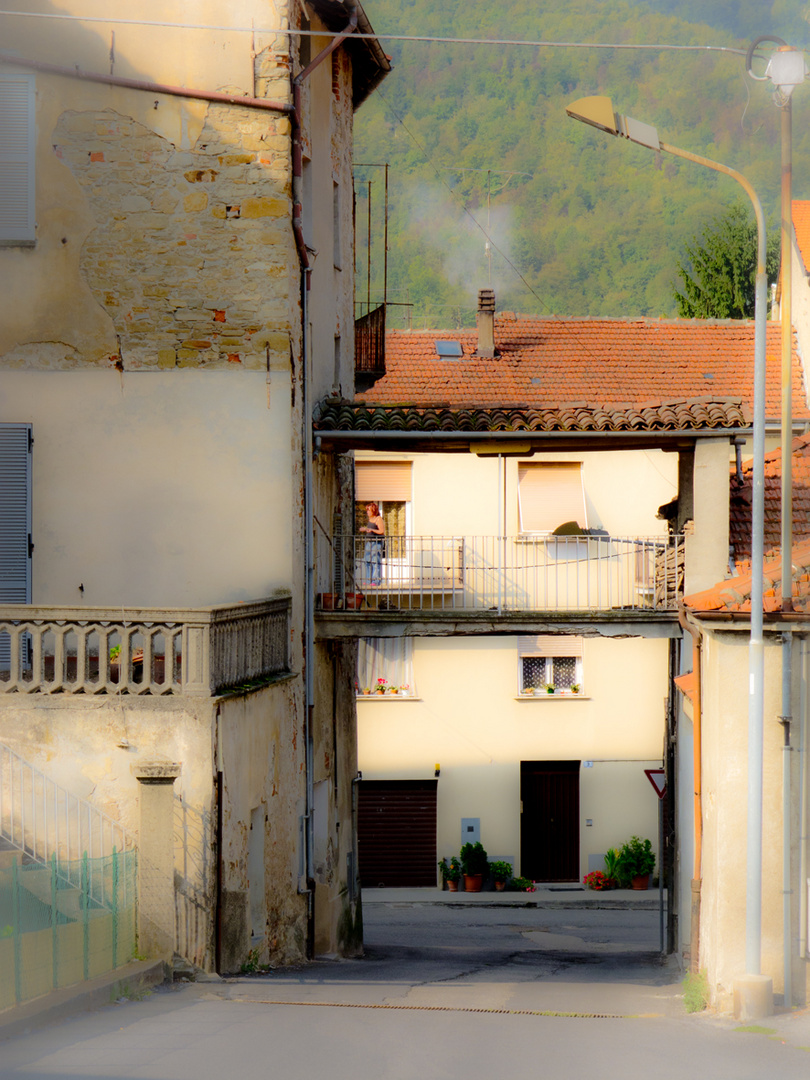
566, 96, 660, 151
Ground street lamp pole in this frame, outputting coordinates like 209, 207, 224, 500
566, 97, 768, 998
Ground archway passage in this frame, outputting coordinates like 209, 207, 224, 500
520, 760, 580, 882
358, 779, 437, 887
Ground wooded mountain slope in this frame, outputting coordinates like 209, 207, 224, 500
353, 0, 810, 326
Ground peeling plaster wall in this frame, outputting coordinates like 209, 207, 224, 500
0, 0, 368, 972
218, 680, 308, 971
0, 694, 217, 968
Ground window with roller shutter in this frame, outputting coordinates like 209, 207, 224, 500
0, 75, 36, 245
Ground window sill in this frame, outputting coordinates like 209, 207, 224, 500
356, 693, 421, 701
516, 693, 588, 700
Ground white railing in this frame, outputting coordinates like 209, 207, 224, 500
0, 595, 291, 696
317, 534, 684, 613
0, 742, 135, 908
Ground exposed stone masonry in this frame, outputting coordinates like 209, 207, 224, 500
53, 101, 296, 371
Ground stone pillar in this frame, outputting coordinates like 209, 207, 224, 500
132, 761, 181, 960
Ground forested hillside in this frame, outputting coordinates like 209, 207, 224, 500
353, 0, 810, 327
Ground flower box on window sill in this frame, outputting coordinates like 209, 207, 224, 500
517, 690, 586, 700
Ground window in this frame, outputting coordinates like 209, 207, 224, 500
355, 460, 412, 556
518, 463, 587, 534
357, 637, 414, 696
0, 74, 36, 245
518, 636, 583, 696
0, 423, 32, 672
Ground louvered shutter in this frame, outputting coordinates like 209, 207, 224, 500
355, 461, 412, 501
518, 635, 583, 657
0, 424, 32, 603
518, 463, 587, 533
0, 74, 35, 244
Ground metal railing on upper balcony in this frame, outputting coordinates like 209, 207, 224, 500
316, 534, 685, 613
0, 595, 291, 696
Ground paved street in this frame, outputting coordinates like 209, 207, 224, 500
1, 896, 808, 1079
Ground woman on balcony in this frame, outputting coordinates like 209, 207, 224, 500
360, 502, 385, 586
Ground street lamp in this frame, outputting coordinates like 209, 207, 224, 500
566, 96, 769, 1011
746, 35, 808, 1012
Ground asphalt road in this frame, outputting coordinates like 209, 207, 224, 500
1, 901, 808, 1079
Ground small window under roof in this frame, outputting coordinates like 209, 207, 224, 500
434, 340, 463, 358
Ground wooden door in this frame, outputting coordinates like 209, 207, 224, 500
520, 761, 580, 882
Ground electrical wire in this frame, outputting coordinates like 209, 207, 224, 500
0, 8, 765, 56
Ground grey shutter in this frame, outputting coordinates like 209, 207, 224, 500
0, 74, 36, 244
0, 424, 32, 603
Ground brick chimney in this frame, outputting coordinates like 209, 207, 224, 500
476, 288, 496, 358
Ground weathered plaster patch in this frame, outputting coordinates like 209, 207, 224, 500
52, 105, 295, 371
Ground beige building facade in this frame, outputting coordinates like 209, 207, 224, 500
0, 0, 388, 980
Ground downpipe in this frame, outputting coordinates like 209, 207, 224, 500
679, 605, 703, 974
293, 8, 358, 959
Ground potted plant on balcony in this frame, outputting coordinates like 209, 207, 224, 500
439, 856, 461, 891
616, 835, 655, 890
459, 841, 489, 892
489, 860, 513, 891
375, 678, 387, 695
543, 683, 555, 695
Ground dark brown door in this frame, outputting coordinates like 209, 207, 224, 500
358, 780, 437, 887
520, 761, 580, 882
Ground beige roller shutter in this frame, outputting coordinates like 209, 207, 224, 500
518, 463, 586, 532
518, 635, 583, 657
356, 461, 413, 501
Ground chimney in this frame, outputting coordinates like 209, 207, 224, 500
476, 288, 496, 358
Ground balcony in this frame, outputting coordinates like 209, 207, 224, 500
0, 596, 291, 696
354, 303, 386, 392
317, 534, 684, 615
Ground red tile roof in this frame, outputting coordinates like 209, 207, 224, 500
360, 316, 807, 420
729, 433, 810, 562
794, 200, 810, 276
315, 400, 750, 434
684, 537, 810, 616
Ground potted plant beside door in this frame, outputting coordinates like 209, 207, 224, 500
459, 841, 489, 893
616, 835, 655, 890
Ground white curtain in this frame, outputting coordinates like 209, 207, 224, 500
357, 637, 414, 692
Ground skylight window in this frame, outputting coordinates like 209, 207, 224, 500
434, 340, 463, 359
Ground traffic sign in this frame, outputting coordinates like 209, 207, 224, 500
644, 768, 666, 799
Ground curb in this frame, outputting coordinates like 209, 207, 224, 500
0, 958, 167, 1040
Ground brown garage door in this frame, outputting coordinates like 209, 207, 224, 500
358, 780, 438, 887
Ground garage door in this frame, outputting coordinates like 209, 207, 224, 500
358, 779, 437, 887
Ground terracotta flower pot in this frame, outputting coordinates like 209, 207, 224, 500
447, 880, 458, 892
463, 873, 484, 893
494, 880, 506, 891
631, 873, 650, 891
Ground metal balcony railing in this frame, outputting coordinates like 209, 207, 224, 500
0, 595, 291, 696
316, 533, 685, 613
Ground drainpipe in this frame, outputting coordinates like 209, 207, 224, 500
292, 6, 358, 959
780, 630, 793, 1008
0, 50, 295, 116
679, 605, 703, 975
800, 638, 808, 964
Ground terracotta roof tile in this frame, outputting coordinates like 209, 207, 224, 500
314, 400, 750, 434
358, 316, 807, 420
729, 433, 810, 562
684, 537, 810, 615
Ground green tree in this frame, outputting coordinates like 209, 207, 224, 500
673, 204, 780, 319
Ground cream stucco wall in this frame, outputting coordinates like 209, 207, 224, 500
698, 629, 809, 1010
0, 370, 290, 607
358, 635, 666, 880
358, 447, 678, 537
